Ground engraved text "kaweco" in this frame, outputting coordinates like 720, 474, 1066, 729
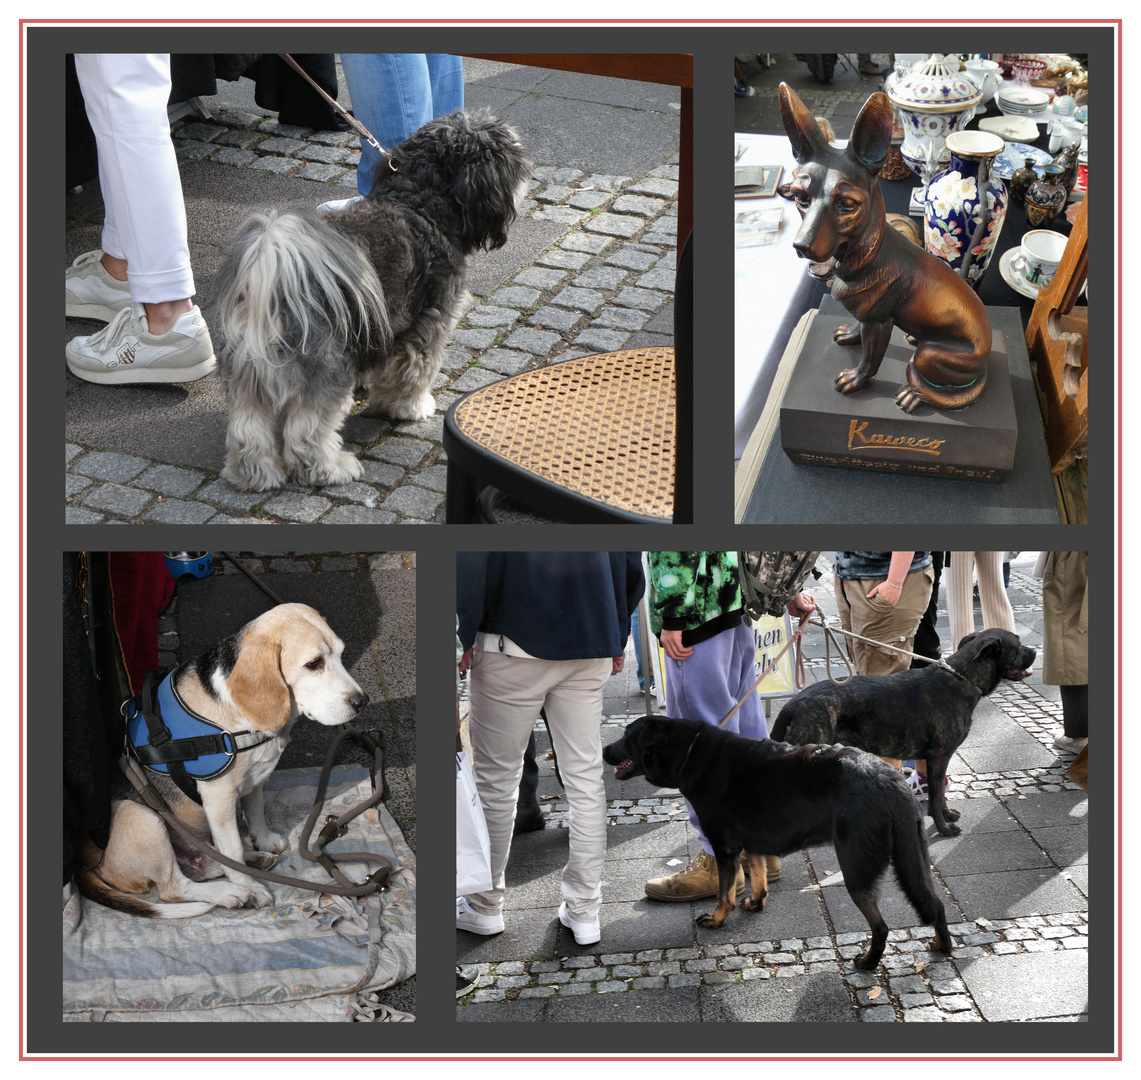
847, 420, 945, 456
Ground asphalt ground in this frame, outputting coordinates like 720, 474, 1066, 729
64, 57, 681, 525
457, 552, 1090, 1033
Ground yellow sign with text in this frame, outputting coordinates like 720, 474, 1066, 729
750, 612, 796, 697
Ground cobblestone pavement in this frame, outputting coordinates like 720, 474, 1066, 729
458, 554, 1090, 1024
65, 59, 680, 524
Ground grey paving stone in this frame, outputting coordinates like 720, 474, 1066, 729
549, 286, 606, 314
66, 506, 104, 524
466, 306, 519, 329
573, 266, 630, 290
260, 493, 330, 522
81, 483, 152, 518
572, 328, 631, 353
568, 190, 611, 210
477, 349, 535, 376
514, 266, 569, 290
71, 451, 150, 483
141, 499, 215, 524
490, 286, 542, 309
607, 248, 657, 274
502, 327, 561, 355
538, 249, 593, 270
957, 949, 1087, 1021
560, 233, 613, 255
451, 328, 498, 350
250, 156, 304, 177
451, 368, 504, 392
613, 285, 669, 311
611, 193, 665, 217
527, 307, 584, 332
135, 465, 205, 497
366, 438, 432, 468
379, 485, 443, 520
584, 212, 643, 238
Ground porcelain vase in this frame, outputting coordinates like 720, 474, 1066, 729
923, 130, 1009, 286
1025, 163, 1067, 227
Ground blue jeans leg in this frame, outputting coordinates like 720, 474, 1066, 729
340, 53, 464, 194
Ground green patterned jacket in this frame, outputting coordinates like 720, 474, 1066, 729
647, 551, 744, 647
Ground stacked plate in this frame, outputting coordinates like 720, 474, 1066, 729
996, 86, 1050, 118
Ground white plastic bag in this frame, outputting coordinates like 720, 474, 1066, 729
456, 752, 492, 896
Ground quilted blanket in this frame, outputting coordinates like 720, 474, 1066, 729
63, 765, 415, 1022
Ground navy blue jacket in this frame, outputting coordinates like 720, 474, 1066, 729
457, 552, 645, 660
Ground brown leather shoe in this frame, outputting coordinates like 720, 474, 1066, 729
645, 851, 744, 901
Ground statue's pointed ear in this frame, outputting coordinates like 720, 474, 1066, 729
778, 82, 832, 164
848, 91, 893, 175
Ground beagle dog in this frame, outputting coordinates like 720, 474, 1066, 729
76, 603, 369, 918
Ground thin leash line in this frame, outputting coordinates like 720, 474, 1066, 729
716, 613, 973, 730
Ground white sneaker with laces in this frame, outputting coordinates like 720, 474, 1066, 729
66, 304, 217, 385
65, 250, 133, 321
456, 896, 504, 936
557, 901, 600, 945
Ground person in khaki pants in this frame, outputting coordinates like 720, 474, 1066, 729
456, 552, 644, 947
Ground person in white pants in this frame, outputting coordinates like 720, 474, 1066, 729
66, 53, 215, 384
456, 552, 644, 947
947, 551, 1016, 650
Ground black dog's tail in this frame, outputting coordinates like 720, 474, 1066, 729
215, 209, 391, 404
889, 785, 952, 952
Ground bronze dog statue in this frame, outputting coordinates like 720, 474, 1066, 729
778, 83, 992, 412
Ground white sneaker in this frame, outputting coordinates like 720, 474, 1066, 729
66, 304, 217, 385
316, 195, 364, 214
557, 901, 600, 946
65, 250, 133, 321
1053, 735, 1088, 754
456, 896, 504, 936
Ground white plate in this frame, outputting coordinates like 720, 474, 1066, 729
998, 87, 1050, 108
978, 114, 1041, 141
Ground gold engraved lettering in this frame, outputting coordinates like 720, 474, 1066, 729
847, 420, 944, 455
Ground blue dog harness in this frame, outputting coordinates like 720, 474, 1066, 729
124, 669, 275, 804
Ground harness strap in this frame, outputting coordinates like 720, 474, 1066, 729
126, 670, 277, 806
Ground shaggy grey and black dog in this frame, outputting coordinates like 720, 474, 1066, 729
214, 109, 532, 492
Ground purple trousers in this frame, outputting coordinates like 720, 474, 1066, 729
663, 620, 766, 852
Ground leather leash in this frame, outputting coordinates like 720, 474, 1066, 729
120, 722, 394, 898
717, 609, 815, 730
277, 53, 385, 154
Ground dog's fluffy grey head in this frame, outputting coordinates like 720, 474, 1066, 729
366, 108, 533, 253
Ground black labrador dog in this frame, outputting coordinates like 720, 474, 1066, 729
771, 628, 1036, 836
603, 715, 951, 971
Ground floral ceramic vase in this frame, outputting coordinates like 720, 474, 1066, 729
923, 130, 1008, 286
1026, 163, 1067, 227
1008, 157, 1040, 206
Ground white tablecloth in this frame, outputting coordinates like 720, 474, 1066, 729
734, 133, 821, 459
